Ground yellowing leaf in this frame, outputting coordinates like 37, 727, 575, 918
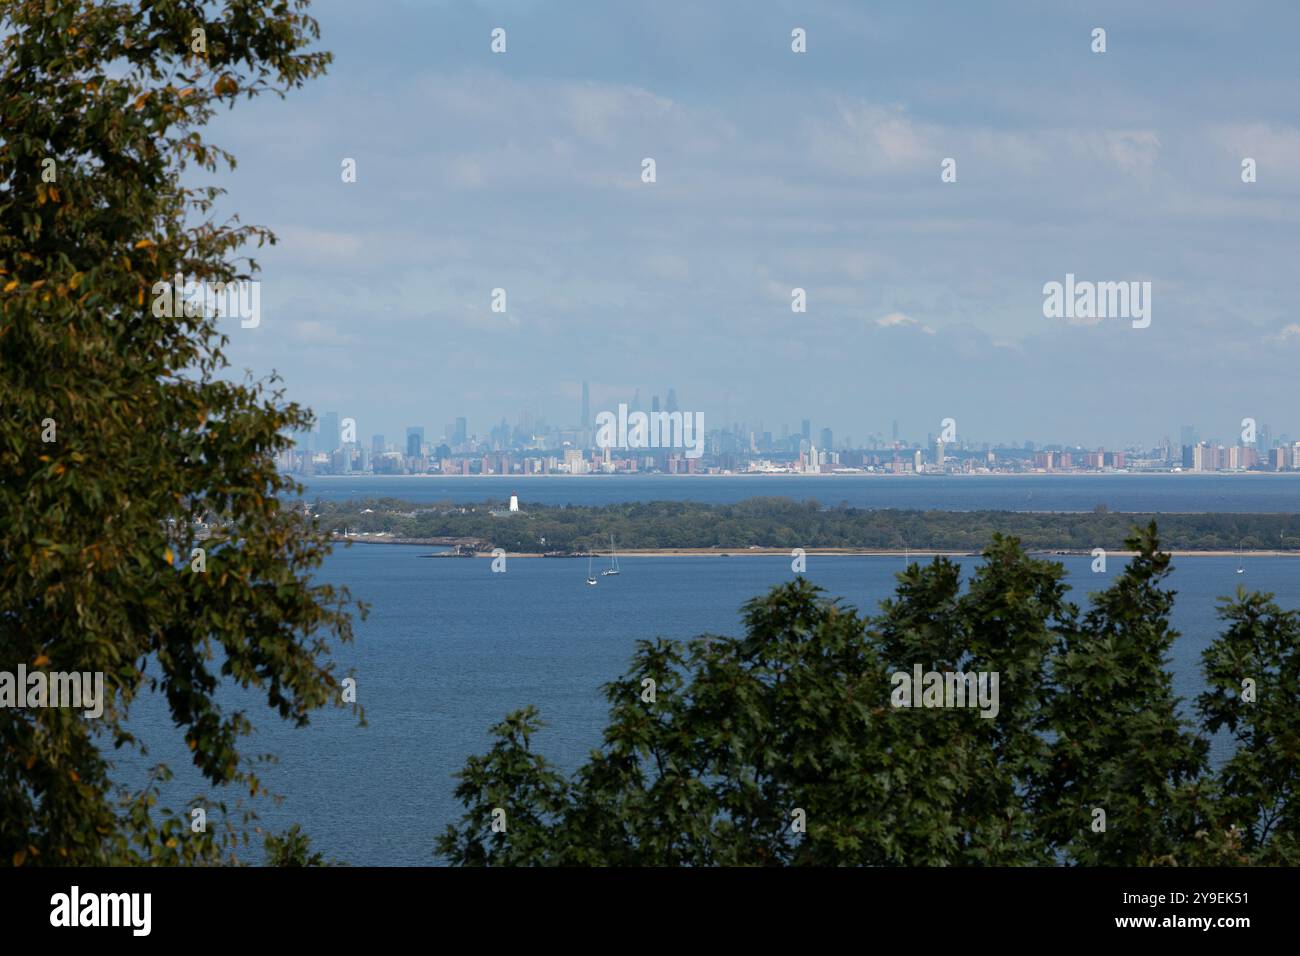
134, 239, 154, 249
3, 280, 17, 293
33, 654, 49, 667
164, 548, 174, 564
12, 850, 25, 867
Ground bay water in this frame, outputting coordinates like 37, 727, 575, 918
114, 543, 1292, 865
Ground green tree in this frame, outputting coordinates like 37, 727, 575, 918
264, 823, 329, 867
437, 526, 1296, 865
1, 0, 360, 865
1039, 523, 1210, 865
1197, 589, 1300, 865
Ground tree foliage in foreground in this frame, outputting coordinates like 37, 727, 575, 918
438, 525, 1299, 865
1, 1, 360, 865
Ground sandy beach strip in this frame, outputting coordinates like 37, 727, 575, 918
407, 546, 1300, 559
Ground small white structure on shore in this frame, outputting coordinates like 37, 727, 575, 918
509, 493, 519, 512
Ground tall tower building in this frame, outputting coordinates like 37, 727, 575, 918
319, 411, 340, 455
405, 426, 425, 458
666, 388, 678, 414
454, 417, 467, 446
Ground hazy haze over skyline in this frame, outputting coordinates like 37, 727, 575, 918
200, 0, 1300, 448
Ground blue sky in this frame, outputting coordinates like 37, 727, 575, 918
205, 0, 1300, 448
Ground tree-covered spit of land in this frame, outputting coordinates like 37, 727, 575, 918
312, 495, 1300, 553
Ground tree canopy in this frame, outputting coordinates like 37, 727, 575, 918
314, 495, 1300, 553
438, 525, 1299, 865
1, 0, 359, 865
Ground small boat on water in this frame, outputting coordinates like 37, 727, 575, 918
1236, 544, 1245, 574
602, 534, 620, 576
586, 555, 598, 586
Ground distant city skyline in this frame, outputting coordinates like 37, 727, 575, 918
287, 379, 1300, 480
294, 379, 1300, 458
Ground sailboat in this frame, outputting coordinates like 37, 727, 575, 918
1236, 544, 1245, 575
602, 534, 621, 576
586, 554, 598, 586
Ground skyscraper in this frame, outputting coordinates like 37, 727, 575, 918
318, 411, 340, 455
406, 426, 424, 458
454, 417, 467, 446
666, 388, 678, 414
819, 427, 833, 452
652, 394, 660, 414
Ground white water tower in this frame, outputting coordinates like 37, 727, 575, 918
509, 493, 519, 512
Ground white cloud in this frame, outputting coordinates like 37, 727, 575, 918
1096, 130, 1162, 174
276, 226, 363, 259
875, 312, 935, 334
809, 102, 934, 175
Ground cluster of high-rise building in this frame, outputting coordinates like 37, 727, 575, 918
273, 401, 1300, 478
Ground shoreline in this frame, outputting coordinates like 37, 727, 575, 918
333, 538, 1299, 559
304, 471, 1297, 480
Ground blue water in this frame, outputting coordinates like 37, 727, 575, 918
113, 544, 1290, 866
298, 473, 1300, 513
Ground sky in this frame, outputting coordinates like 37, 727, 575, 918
200, 0, 1300, 449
